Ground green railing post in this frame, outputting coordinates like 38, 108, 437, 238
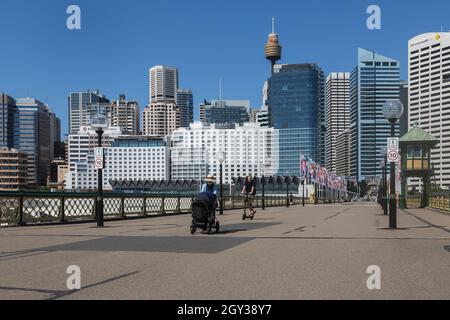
60, 193, 66, 224
161, 196, 165, 215
121, 196, 126, 217
177, 196, 181, 213
143, 196, 147, 216
18, 192, 24, 226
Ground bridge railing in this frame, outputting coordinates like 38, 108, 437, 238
0, 192, 300, 227
429, 191, 450, 212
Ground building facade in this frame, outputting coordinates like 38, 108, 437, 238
65, 126, 121, 190
149, 65, 179, 103
111, 94, 140, 135
0, 148, 28, 190
256, 106, 270, 127
177, 89, 193, 128
349, 48, 400, 181
335, 129, 351, 177
408, 32, 450, 187
15, 98, 52, 187
0, 93, 17, 149
325, 72, 350, 172
399, 81, 409, 136
200, 100, 250, 125
69, 90, 110, 134
66, 134, 169, 191
267, 63, 324, 176
142, 102, 180, 138
171, 122, 279, 184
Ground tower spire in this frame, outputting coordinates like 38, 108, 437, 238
264, 17, 282, 75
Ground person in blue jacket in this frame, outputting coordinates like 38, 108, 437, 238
196, 175, 218, 212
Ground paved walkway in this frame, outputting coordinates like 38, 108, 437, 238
0, 203, 449, 300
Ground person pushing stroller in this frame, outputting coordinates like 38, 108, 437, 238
190, 175, 220, 234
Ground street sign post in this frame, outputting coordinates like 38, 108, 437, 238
387, 138, 399, 163
94, 147, 104, 170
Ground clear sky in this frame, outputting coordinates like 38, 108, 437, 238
1, 0, 449, 136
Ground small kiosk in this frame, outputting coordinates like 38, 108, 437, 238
399, 124, 438, 208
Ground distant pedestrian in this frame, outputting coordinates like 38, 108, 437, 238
241, 176, 256, 217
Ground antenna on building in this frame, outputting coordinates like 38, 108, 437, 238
219, 77, 222, 101
272, 17, 275, 34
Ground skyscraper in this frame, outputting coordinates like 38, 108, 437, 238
349, 48, 400, 181
0, 93, 17, 149
399, 81, 409, 136
267, 63, 325, 176
325, 72, 350, 172
409, 32, 450, 187
68, 90, 110, 134
176, 89, 193, 128
15, 98, 52, 187
200, 100, 250, 125
142, 102, 180, 138
111, 94, 140, 135
149, 65, 179, 103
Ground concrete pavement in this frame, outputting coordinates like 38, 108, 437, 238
0, 203, 449, 300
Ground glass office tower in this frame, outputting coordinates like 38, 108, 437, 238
15, 98, 51, 187
177, 89, 194, 128
349, 48, 400, 181
267, 63, 324, 176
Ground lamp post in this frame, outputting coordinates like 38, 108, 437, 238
383, 100, 404, 229
91, 113, 108, 228
285, 171, 290, 208
301, 176, 305, 207
216, 151, 225, 215
260, 161, 268, 210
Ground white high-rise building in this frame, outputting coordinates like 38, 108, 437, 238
409, 32, 450, 187
171, 122, 279, 184
149, 65, 179, 103
325, 72, 350, 172
65, 127, 169, 190
65, 126, 121, 190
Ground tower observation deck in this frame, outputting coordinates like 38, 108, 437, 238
264, 17, 282, 74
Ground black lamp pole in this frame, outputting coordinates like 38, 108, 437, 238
389, 119, 397, 228
96, 129, 104, 228
286, 176, 290, 208
302, 178, 305, 207
262, 176, 265, 210
219, 161, 223, 215
384, 153, 388, 215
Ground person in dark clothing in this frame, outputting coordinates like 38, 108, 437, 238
241, 175, 256, 216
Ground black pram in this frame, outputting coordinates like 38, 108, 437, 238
190, 192, 220, 234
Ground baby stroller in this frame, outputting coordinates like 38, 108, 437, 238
190, 193, 220, 235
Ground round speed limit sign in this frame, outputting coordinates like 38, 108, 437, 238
388, 150, 399, 162
95, 158, 103, 169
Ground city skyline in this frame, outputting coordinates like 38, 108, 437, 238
2, 0, 450, 135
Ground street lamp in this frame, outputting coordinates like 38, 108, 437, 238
380, 147, 388, 216
285, 171, 290, 208
301, 176, 305, 207
91, 113, 108, 228
383, 99, 404, 229
216, 151, 226, 215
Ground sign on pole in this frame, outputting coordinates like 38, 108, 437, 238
387, 138, 399, 163
94, 147, 104, 170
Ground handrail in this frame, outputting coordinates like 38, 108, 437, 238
0, 192, 301, 227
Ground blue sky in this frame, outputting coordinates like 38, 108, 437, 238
1, 0, 450, 136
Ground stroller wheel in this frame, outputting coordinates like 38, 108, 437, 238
242, 214, 246, 220
215, 221, 220, 233
190, 226, 196, 235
